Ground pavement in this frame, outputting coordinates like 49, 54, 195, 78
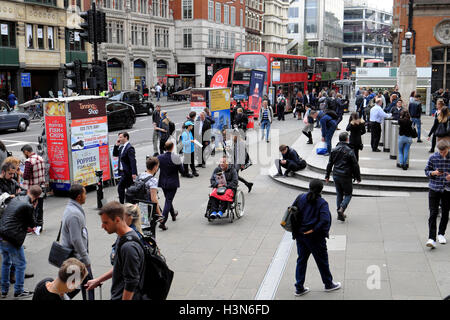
1, 112, 449, 300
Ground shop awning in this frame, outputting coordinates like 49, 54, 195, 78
172, 87, 192, 95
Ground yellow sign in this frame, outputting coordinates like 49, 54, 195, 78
210, 89, 230, 111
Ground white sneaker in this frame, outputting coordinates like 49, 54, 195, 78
426, 239, 436, 248
438, 235, 447, 244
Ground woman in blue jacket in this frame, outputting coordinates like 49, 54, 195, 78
291, 179, 341, 296
181, 121, 198, 178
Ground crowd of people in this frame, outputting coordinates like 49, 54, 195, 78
0, 82, 448, 300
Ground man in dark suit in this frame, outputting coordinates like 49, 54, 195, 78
157, 141, 184, 230
113, 132, 137, 204
195, 112, 212, 168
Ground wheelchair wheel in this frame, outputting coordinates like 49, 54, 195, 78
234, 190, 245, 219
227, 203, 234, 223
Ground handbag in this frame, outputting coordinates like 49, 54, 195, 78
410, 126, 418, 138
280, 206, 298, 232
48, 222, 74, 268
435, 121, 449, 137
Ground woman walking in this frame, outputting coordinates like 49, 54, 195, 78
428, 99, 445, 152
158, 111, 171, 155
398, 110, 414, 170
346, 112, 366, 161
259, 100, 273, 143
291, 179, 341, 296
431, 104, 449, 144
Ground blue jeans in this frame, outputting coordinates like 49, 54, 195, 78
325, 129, 335, 154
295, 235, 333, 291
260, 120, 271, 141
398, 135, 412, 166
1, 241, 26, 294
333, 175, 353, 211
411, 118, 421, 140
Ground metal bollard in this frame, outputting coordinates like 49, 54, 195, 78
383, 118, 392, 152
389, 121, 399, 160
95, 170, 104, 209
380, 120, 385, 147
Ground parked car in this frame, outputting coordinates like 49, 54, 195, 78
107, 101, 136, 131
107, 90, 154, 115
0, 99, 30, 132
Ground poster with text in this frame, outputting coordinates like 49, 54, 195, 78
210, 89, 231, 132
190, 90, 207, 114
248, 70, 266, 119
72, 148, 100, 187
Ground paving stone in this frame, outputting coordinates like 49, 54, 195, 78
389, 271, 441, 297
343, 279, 392, 299
386, 253, 432, 272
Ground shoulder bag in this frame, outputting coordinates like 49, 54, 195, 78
48, 222, 74, 268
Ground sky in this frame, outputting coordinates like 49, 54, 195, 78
366, 0, 394, 12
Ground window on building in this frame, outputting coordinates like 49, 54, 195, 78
155, 28, 161, 47
183, 28, 192, 48
216, 2, 221, 23
431, 47, 450, 92
231, 33, 235, 50
65, 29, 85, 51
47, 26, 54, 50
305, 0, 318, 34
208, 1, 214, 21
107, 22, 113, 43
224, 5, 229, 25
131, 0, 137, 12
163, 29, 169, 47
114, 0, 122, 10
161, 0, 168, 17
140, 0, 147, 13
141, 26, 148, 46
288, 7, 298, 18
208, 29, 213, 48
287, 23, 298, 34
230, 7, 236, 25
116, 22, 124, 44
183, 0, 193, 19
131, 25, 138, 45
216, 30, 221, 49
0, 21, 16, 48
37, 25, 44, 49
25, 0, 56, 6
240, 9, 243, 27
153, 0, 160, 16
224, 31, 229, 49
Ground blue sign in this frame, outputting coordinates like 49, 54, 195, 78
21, 73, 31, 88
248, 70, 266, 118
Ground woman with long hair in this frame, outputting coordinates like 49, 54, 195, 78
433, 105, 450, 143
428, 99, 445, 152
291, 179, 341, 296
398, 110, 414, 170
346, 112, 366, 161
158, 111, 171, 154
124, 203, 143, 236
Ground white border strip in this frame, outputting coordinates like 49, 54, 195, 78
255, 231, 294, 300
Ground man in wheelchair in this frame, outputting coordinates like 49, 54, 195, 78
208, 156, 238, 219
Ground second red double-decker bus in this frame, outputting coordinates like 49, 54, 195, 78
231, 52, 309, 113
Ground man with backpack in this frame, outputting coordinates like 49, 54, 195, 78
276, 95, 286, 121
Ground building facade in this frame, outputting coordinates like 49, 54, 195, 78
262, 0, 288, 54
343, 0, 393, 71
171, 0, 246, 88
392, 0, 450, 92
0, 0, 92, 102
287, 0, 344, 58
245, 0, 263, 52
94, 0, 176, 91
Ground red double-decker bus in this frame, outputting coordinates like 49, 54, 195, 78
307, 57, 344, 90
231, 52, 309, 113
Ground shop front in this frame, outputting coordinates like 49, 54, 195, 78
133, 59, 146, 92
205, 57, 234, 87
107, 58, 122, 91
177, 63, 196, 89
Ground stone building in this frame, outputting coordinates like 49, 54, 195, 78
245, 0, 263, 52
262, 0, 288, 54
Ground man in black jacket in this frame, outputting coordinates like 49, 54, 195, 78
0, 185, 41, 298
409, 94, 423, 143
113, 132, 137, 204
0, 162, 21, 202
325, 132, 361, 222
274, 145, 307, 177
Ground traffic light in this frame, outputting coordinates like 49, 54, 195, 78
64, 60, 82, 93
94, 60, 107, 91
96, 11, 107, 43
79, 10, 94, 43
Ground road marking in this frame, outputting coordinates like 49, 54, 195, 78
255, 231, 294, 300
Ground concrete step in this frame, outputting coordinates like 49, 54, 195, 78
270, 173, 412, 197
293, 167, 429, 192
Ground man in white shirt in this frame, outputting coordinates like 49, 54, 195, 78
155, 83, 162, 101
369, 98, 391, 152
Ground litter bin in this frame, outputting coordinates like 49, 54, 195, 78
390, 121, 399, 160
380, 120, 385, 147
383, 118, 393, 152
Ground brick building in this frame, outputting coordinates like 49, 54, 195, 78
392, 0, 450, 92
171, 0, 246, 88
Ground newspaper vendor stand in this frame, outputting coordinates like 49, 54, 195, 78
43, 96, 111, 192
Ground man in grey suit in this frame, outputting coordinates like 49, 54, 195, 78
61, 184, 94, 300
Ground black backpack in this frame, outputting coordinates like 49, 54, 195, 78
117, 234, 174, 300
125, 175, 153, 204
168, 121, 175, 136
326, 97, 337, 111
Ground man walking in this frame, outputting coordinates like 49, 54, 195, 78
195, 112, 211, 168
409, 94, 423, 143
60, 184, 94, 300
0, 185, 42, 299
86, 201, 144, 300
113, 132, 137, 204
274, 145, 307, 177
424, 140, 450, 249
369, 98, 391, 152
152, 105, 161, 156
325, 132, 361, 222
155, 83, 162, 101
21, 145, 45, 231
157, 141, 184, 230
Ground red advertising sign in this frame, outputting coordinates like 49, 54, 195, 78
210, 68, 230, 88
46, 115, 70, 181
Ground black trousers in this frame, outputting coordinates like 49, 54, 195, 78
275, 159, 306, 175
159, 137, 168, 155
209, 196, 229, 213
370, 122, 381, 151
277, 107, 285, 120
67, 266, 94, 300
118, 173, 133, 204
34, 197, 44, 227
161, 188, 177, 224
302, 130, 313, 142
428, 190, 450, 241
183, 152, 196, 175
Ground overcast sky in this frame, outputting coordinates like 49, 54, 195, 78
366, 0, 393, 12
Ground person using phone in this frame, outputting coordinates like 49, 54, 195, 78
424, 140, 450, 249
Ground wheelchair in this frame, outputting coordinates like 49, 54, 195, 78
204, 187, 245, 223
